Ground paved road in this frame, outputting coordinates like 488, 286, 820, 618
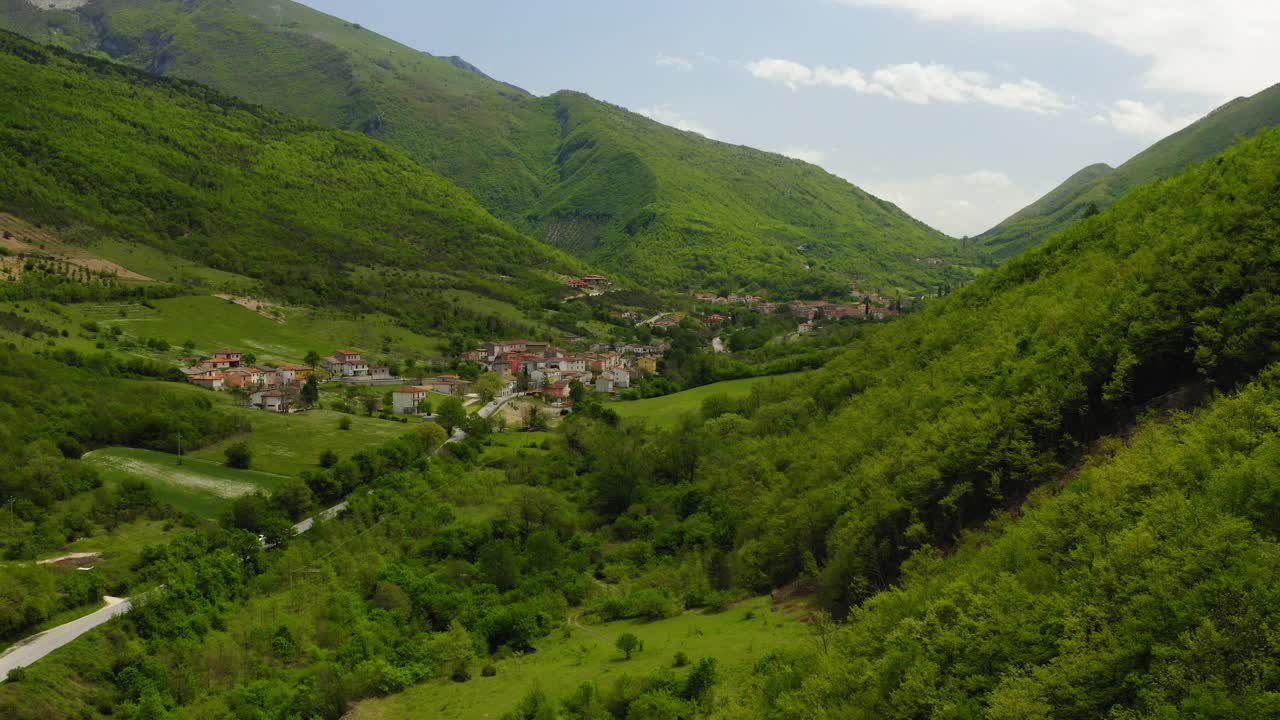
0, 597, 131, 682
0, 392, 529, 681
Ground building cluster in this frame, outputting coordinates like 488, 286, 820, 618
459, 339, 665, 400
690, 289, 903, 331
182, 348, 313, 413
567, 274, 612, 290
321, 348, 393, 380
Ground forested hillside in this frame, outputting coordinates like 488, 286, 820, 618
0, 29, 584, 337
976, 81, 1280, 261
0, 0, 970, 294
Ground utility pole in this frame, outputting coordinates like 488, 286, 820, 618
176, 432, 183, 466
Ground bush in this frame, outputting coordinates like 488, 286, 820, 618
6, 665, 26, 682
615, 632, 643, 660
673, 651, 689, 668
481, 664, 496, 677
224, 442, 252, 469
319, 449, 338, 468
339, 417, 352, 431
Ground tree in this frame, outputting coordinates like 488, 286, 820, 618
438, 397, 467, 433
417, 397, 433, 416
300, 375, 320, 408
225, 442, 252, 469
472, 372, 504, 403
478, 540, 520, 592
569, 379, 587, 405
241, 352, 257, 367
362, 394, 379, 417
615, 632, 643, 660
319, 449, 338, 468
304, 350, 321, 368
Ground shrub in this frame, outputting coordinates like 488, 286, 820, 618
481, 664, 496, 677
615, 632, 643, 660
339, 417, 352, 431
224, 442, 252, 469
673, 651, 689, 668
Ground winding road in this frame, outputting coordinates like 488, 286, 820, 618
0, 391, 529, 682
0, 597, 131, 682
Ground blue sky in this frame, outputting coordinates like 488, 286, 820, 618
299, 0, 1277, 236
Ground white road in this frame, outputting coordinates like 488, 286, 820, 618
0, 391, 530, 681
0, 597, 131, 682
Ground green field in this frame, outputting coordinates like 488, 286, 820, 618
187, 406, 418, 476
478, 431, 553, 462
90, 238, 258, 291
349, 596, 811, 720
83, 447, 292, 518
103, 295, 445, 364
612, 374, 804, 429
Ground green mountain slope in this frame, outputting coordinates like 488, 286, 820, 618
0, 0, 968, 294
977, 81, 1280, 261
0, 29, 584, 336
687, 118, 1280, 614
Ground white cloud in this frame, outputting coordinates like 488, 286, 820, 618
859, 170, 1043, 236
1093, 99, 1199, 139
655, 54, 693, 72
781, 147, 827, 164
746, 57, 1069, 114
839, 0, 1280, 98
636, 105, 719, 139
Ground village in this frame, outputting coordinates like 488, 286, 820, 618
179, 338, 668, 415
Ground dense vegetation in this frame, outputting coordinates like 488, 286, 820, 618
976, 81, 1280, 261
0, 29, 584, 338
5, 6, 1280, 720
725, 367, 1280, 719
0, 0, 973, 294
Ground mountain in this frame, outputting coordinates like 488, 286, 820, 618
977, 81, 1280, 261
0, 0, 970, 294
0, 29, 584, 337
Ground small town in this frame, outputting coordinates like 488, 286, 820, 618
179, 339, 668, 413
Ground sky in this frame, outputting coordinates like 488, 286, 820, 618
299, 0, 1280, 237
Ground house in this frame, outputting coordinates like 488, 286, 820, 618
637, 356, 658, 373
798, 321, 814, 334
545, 380, 572, 400
607, 367, 633, 389
392, 386, 429, 415
369, 366, 392, 381
595, 376, 614, 394
251, 389, 292, 413
325, 348, 369, 378
212, 349, 242, 366
277, 364, 311, 383
426, 375, 470, 395
207, 357, 236, 371
221, 368, 258, 390
707, 313, 726, 324
189, 372, 225, 391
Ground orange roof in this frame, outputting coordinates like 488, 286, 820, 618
335, 348, 361, 356
394, 386, 428, 394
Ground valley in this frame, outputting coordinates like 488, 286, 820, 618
0, 3, 1278, 720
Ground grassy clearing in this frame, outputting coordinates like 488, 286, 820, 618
478, 431, 553, 463
83, 447, 291, 518
349, 596, 811, 720
89, 238, 257, 290
101, 295, 446, 364
187, 407, 417, 476
612, 373, 805, 430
